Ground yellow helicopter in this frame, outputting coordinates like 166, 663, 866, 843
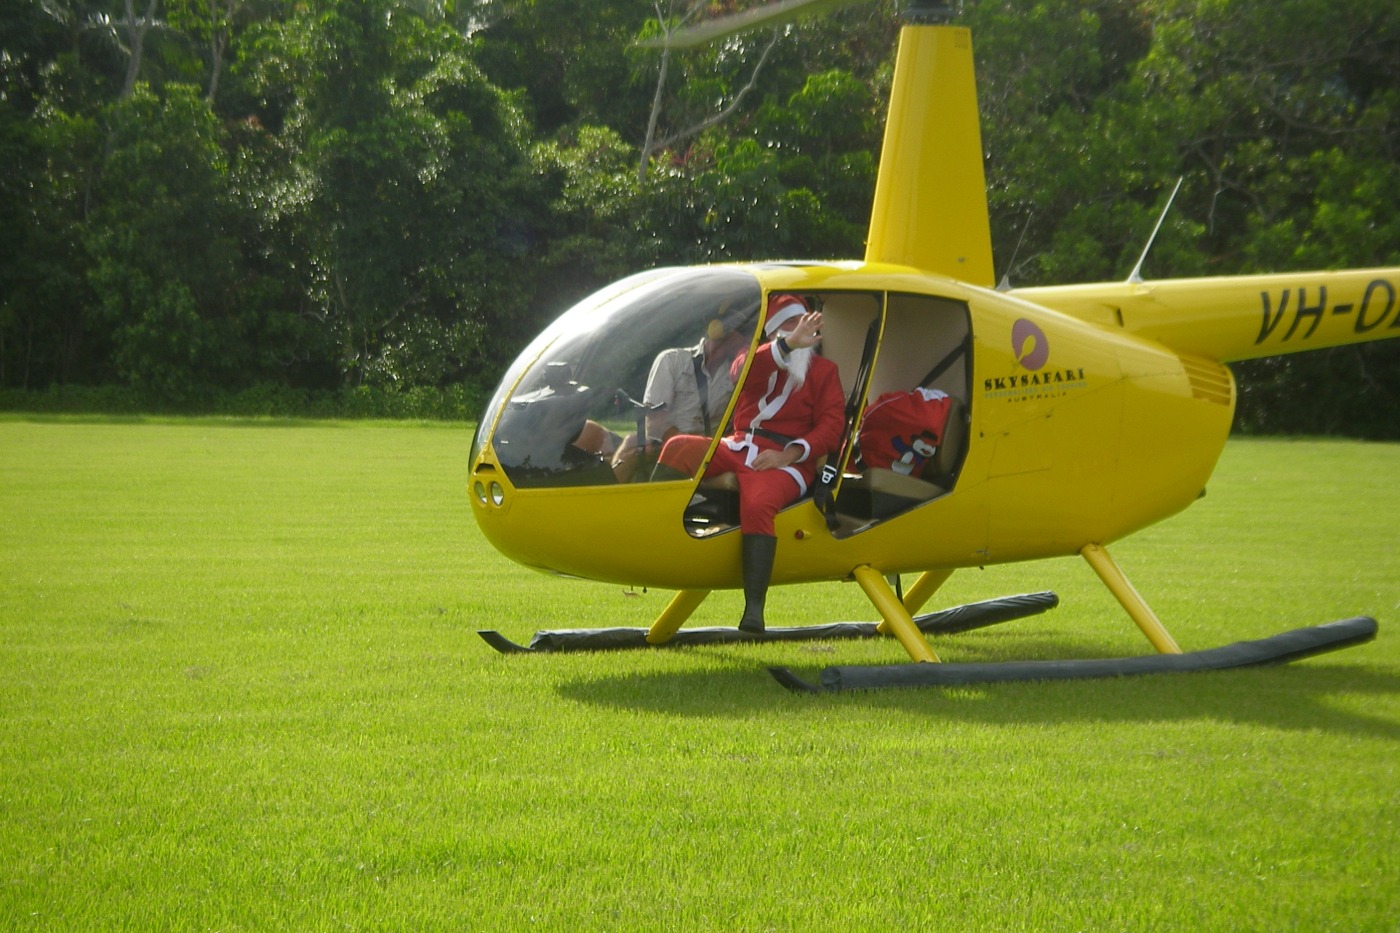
469, 0, 1393, 690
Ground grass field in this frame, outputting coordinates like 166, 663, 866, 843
2, 416, 1397, 930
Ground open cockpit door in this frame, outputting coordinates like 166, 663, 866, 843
828, 292, 972, 535
682, 289, 973, 537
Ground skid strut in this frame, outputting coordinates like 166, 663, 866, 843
646, 589, 710, 645
1081, 543, 1181, 654
854, 565, 938, 662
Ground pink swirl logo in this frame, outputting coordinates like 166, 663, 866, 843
1012, 319, 1049, 371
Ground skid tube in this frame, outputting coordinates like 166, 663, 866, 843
768, 616, 1378, 692
477, 591, 1059, 654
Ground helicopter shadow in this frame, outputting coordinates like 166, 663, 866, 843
556, 650, 1400, 740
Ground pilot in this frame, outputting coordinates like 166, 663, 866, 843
609, 314, 750, 482
659, 294, 844, 633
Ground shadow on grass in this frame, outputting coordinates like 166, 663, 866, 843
556, 653, 1400, 740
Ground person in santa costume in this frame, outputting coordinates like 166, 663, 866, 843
657, 293, 845, 632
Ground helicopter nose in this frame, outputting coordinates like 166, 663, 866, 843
471, 478, 506, 508
469, 461, 512, 518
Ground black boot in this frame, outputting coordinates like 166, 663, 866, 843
738, 534, 777, 633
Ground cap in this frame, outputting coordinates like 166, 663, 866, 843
763, 294, 809, 336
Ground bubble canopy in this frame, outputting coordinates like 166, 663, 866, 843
472, 267, 763, 488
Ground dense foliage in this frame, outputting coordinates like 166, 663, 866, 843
2, 0, 1397, 434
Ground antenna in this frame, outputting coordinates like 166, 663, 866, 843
1127, 176, 1184, 284
996, 212, 1033, 292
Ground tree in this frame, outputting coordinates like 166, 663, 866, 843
465, 0, 657, 136
164, 0, 259, 104
1135, 0, 1400, 436
1, 0, 1394, 433
0, 0, 114, 388
85, 83, 248, 396
530, 124, 649, 313
244, 0, 543, 387
635, 1, 786, 181
117, 0, 162, 97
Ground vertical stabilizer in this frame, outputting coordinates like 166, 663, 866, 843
865, 25, 993, 285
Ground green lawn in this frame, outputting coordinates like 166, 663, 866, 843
2, 417, 1397, 930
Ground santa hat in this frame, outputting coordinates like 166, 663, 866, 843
763, 294, 809, 336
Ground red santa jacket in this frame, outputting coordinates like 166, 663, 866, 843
725, 340, 845, 468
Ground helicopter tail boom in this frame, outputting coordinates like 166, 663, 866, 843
1012, 267, 1400, 364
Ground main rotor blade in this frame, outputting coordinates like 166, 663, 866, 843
639, 0, 860, 49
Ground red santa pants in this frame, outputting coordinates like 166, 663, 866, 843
656, 434, 809, 535
703, 442, 804, 536
656, 434, 709, 477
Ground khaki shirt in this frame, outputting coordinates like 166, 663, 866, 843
642, 345, 735, 440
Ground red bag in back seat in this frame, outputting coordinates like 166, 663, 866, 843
858, 388, 953, 477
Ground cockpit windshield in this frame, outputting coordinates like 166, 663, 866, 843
478, 267, 762, 488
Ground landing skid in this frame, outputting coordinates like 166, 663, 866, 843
477, 591, 1059, 654
769, 616, 1378, 692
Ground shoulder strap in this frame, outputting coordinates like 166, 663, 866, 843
691, 349, 711, 436
919, 339, 969, 389
813, 317, 881, 531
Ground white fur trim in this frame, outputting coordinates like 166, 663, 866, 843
763, 300, 805, 336
780, 465, 807, 495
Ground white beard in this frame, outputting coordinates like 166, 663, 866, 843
785, 346, 814, 389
